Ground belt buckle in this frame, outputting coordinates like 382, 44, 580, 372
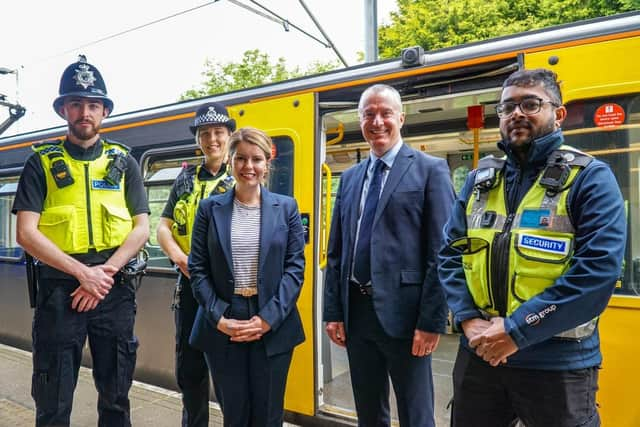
235, 287, 257, 297
359, 285, 373, 296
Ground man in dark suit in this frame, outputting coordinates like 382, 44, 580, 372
323, 84, 455, 427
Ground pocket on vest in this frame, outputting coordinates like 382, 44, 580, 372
38, 206, 77, 253
512, 232, 573, 303
101, 204, 132, 247
451, 237, 492, 310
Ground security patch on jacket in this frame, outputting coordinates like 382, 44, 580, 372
92, 179, 121, 191
517, 233, 570, 256
520, 209, 552, 228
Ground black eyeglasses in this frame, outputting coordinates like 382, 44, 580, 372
495, 97, 559, 118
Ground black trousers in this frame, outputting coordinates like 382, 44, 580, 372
32, 275, 137, 427
174, 274, 210, 427
204, 295, 293, 427
451, 346, 600, 427
346, 289, 436, 427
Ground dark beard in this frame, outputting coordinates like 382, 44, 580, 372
501, 117, 556, 148
69, 121, 99, 141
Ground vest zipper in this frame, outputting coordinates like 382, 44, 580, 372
491, 213, 514, 316
84, 163, 94, 246
490, 168, 522, 316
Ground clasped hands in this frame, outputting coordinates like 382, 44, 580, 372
70, 264, 119, 313
463, 317, 519, 366
218, 315, 271, 342
326, 321, 440, 357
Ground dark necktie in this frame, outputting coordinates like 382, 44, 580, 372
353, 159, 384, 285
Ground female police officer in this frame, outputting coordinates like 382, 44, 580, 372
156, 102, 235, 427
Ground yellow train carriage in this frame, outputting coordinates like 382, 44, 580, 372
0, 11, 638, 426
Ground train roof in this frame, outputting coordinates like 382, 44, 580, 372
1, 11, 638, 158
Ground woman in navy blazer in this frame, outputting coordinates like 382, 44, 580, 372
188, 127, 306, 427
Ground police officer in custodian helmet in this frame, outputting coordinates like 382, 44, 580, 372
156, 102, 235, 427
13, 55, 150, 426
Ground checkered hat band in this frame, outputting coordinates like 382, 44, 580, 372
195, 111, 230, 127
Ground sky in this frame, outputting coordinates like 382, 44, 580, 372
0, 0, 398, 137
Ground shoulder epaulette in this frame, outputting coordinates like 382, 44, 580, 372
32, 139, 64, 155
174, 164, 197, 198
102, 139, 131, 155
178, 164, 198, 178
477, 154, 506, 170
553, 146, 593, 168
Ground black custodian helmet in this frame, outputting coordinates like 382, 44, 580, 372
189, 102, 236, 135
53, 55, 114, 118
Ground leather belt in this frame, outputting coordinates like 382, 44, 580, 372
234, 287, 258, 297
350, 280, 373, 296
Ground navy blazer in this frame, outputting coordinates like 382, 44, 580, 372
188, 187, 306, 357
323, 143, 455, 338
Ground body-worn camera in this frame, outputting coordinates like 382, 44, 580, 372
104, 153, 128, 186
474, 167, 496, 190
50, 158, 74, 188
540, 162, 570, 192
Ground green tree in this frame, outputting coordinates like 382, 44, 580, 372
378, 0, 639, 59
181, 49, 338, 100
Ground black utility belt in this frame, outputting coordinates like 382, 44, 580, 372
36, 259, 144, 282
36, 263, 124, 282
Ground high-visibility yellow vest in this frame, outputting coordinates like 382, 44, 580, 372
171, 164, 234, 254
34, 139, 132, 254
455, 146, 597, 339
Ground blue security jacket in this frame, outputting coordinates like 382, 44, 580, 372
438, 130, 627, 370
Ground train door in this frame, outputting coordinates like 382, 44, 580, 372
232, 93, 317, 417
316, 68, 512, 425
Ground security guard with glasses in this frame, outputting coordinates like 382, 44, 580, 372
13, 55, 150, 426
438, 69, 626, 427
156, 102, 235, 427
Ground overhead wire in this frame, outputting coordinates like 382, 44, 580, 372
31, 1, 222, 65
244, 0, 332, 49
234, 0, 348, 67
22, 0, 349, 68
226, 0, 283, 26
297, 0, 348, 67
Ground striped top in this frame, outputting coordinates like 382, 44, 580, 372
231, 198, 261, 294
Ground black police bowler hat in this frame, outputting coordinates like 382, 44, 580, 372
189, 102, 236, 135
53, 55, 114, 118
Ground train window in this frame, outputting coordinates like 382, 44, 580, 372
268, 136, 294, 196
0, 177, 21, 260
563, 94, 640, 296
141, 152, 201, 270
